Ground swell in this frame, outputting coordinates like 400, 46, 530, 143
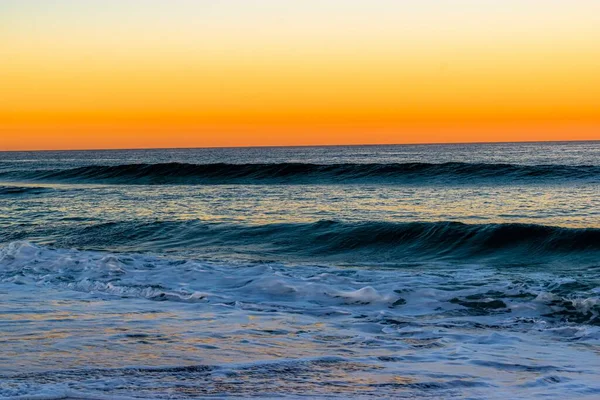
2, 162, 599, 184
3, 220, 600, 264
0, 185, 55, 196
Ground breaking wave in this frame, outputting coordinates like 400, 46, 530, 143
3, 220, 600, 264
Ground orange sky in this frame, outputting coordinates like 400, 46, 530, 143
1, 0, 599, 150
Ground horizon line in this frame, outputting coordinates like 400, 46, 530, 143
0, 138, 599, 153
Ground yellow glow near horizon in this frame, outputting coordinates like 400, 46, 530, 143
1, 0, 599, 150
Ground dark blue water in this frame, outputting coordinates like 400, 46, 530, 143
1, 142, 600, 399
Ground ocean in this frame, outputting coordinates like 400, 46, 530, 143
1, 142, 600, 399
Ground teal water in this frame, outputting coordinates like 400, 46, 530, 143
1, 142, 600, 399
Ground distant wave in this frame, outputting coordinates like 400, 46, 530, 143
0, 185, 54, 196
1, 162, 599, 184
4, 220, 600, 263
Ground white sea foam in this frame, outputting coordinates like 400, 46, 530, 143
2, 241, 600, 399
1, 241, 599, 325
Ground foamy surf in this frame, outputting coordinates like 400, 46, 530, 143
2, 241, 600, 398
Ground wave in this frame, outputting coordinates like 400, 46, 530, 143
2, 162, 599, 184
4, 220, 600, 264
0, 185, 55, 196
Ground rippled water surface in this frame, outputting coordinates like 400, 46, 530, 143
1, 142, 600, 399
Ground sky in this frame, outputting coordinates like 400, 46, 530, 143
1, 0, 599, 150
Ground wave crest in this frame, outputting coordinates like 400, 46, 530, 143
2, 162, 599, 184
4, 220, 600, 263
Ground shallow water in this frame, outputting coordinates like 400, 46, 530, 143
1, 142, 600, 399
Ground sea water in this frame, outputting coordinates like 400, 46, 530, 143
1, 142, 600, 399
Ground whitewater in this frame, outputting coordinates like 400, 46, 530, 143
1, 142, 600, 399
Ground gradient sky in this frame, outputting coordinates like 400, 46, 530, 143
1, 0, 599, 150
